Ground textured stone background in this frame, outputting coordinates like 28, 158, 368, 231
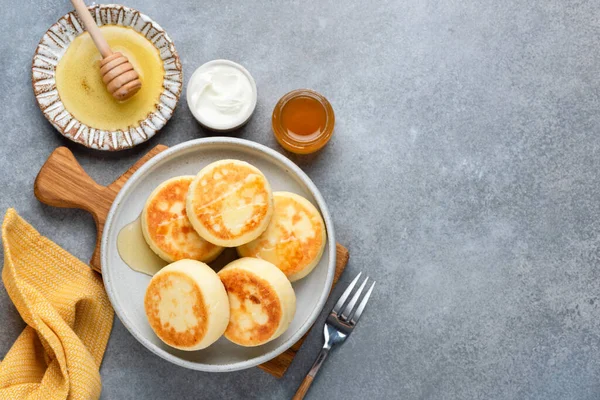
2, 0, 600, 399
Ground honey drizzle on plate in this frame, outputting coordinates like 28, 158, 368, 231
117, 217, 167, 276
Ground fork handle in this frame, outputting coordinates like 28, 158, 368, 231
292, 347, 331, 400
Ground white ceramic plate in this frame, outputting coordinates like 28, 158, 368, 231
102, 138, 336, 371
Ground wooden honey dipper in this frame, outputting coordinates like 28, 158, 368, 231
71, 0, 142, 101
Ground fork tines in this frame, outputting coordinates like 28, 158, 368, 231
332, 272, 375, 326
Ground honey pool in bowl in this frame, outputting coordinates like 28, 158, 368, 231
55, 25, 165, 131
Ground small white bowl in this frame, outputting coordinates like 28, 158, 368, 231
186, 60, 258, 132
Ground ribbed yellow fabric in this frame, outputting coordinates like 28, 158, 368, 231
0, 209, 114, 400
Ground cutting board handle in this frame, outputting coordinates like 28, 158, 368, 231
34, 145, 168, 272
34, 147, 109, 215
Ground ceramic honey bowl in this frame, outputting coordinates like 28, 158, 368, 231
32, 4, 183, 150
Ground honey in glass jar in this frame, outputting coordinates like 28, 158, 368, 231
272, 89, 335, 154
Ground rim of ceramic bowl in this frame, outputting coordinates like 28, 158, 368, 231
101, 137, 337, 372
31, 4, 182, 151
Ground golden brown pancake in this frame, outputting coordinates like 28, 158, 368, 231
186, 160, 274, 247
144, 259, 230, 351
237, 192, 326, 282
142, 176, 223, 263
218, 258, 296, 347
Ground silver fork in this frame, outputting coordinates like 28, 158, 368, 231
292, 273, 375, 400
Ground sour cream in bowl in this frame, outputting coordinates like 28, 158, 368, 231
187, 60, 258, 131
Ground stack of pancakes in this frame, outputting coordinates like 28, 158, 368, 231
140, 159, 326, 350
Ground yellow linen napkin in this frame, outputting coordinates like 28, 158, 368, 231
0, 209, 114, 400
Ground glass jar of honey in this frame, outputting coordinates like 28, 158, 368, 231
272, 89, 335, 154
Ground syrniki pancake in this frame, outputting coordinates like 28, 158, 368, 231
218, 258, 296, 347
186, 160, 274, 247
142, 176, 223, 263
237, 192, 326, 282
144, 259, 230, 351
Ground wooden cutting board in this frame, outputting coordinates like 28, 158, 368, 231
34, 145, 349, 378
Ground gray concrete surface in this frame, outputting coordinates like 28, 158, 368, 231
2, 0, 600, 398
